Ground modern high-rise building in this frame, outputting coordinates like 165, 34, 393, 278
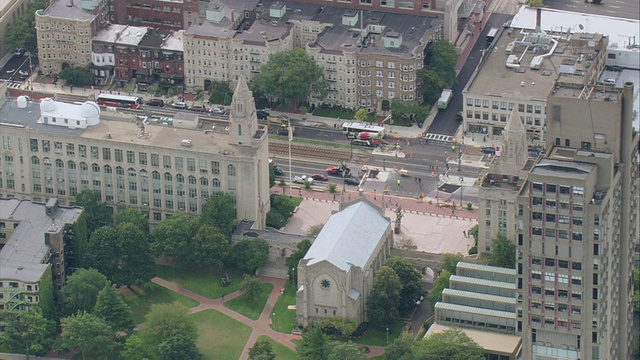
0, 77, 271, 229
515, 82, 638, 360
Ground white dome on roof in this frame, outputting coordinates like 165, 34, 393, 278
40, 98, 56, 113
80, 101, 101, 126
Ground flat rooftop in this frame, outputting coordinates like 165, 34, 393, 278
467, 29, 603, 101
426, 323, 522, 356
0, 98, 264, 157
530, 156, 596, 180
93, 25, 149, 46
480, 173, 523, 190
550, 83, 621, 102
0, 199, 82, 283
39, 0, 97, 21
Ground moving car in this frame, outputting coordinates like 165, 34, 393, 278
327, 165, 351, 177
310, 174, 328, 181
189, 105, 207, 112
171, 102, 187, 109
273, 166, 284, 176
146, 99, 165, 107
210, 107, 226, 115
344, 178, 360, 186
293, 175, 313, 184
256, 110, 270, 120
481, 147, 496, 154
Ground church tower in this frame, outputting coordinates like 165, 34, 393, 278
499, 109, 528, 175
228, 76, 258, 145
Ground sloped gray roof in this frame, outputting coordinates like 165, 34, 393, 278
304, 200, 389, 271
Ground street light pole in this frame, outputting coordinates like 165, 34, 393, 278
288, 118, 292, 197
386, 327, 389, 343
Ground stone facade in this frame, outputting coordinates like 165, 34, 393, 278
296, 199, 393, 327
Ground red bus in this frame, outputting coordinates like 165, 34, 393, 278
96, 94, 142, 109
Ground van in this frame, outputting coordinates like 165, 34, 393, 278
602, 78, 616, 86
146, 99, 165, 107
181, 139, 193, 147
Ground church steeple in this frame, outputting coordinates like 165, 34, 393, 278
229, 76, 258, 145
499, 109, 528, 174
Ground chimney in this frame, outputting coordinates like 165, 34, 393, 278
535, 8, 542, 33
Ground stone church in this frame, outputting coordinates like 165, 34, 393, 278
295, 199, 393, 327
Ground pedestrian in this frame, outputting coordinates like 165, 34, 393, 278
463, 230, 466, 237
414, 177, 417, 183
397, 179, 401, 186
418, 177, 422, 183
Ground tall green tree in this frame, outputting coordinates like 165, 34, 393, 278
327, 341, 366, 360
73, 190, 112, 234
384, 333, 415, 360
0, 311, 56, 360
145, 303, 200, 360
201, 192, 237, 236
208, 80, 233, 105
367, 266, 403, 328
297, 325, 328, 360
119, 332, 154, 360
231, 239, 270, 274
384, 257, 423, 310
422, 40, 457, 105
440, 253, 464, 274
61, 268, 109, 316
58, 67, 94, 86
249, 338, 275, 360
488, 234, 516, 269
191, 224, 231, 271
251, 48, 329, 111
115, 208, 149, 235
413, 328, 484, 360
58, 312, 115, 360
427, 270, 450, 308
239, 275, 263, 303
84, 227, 120, 281
285, 239, 312, 284
7, 0, 49, 53
93, 286, 135, 334
151, 211, 200, 268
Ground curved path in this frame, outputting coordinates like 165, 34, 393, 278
149, 276, 386, 359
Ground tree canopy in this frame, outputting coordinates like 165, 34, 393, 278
144, 303, 201, 360
115, 208, 149, 235
208, 80, 233, 105
367, 266, 403, 328
72, 190, 112, 235
440, 253, 464, 274
251, 48, 329, 111
191, 224, 232, 271
0, 311, 56, 359
422, 40, 457, 105
239, 275, 263, 303
7, 0, 49, 53
93, 286, 135, 334
384, 333, 415, 360
249, 338, 275, 360
152, 211, 200, 267
384, 257, 423, 310
58, 67, 94, 87
427, 270, 450, 308
297, 325, 328, 360
488, 234, 516, 269
328, 341, 367, 360
285, 239, 312, 284
58, 312, 115, 360
200, 192, 237, 237
413, 328, 485, 360
61, 268, 109, 316
231, 239, 269, 274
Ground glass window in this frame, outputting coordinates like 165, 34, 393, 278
532, 257, 542, 265
532, 182, 543, 191
151, 154, 159, 167
558, 230, 569, 239
102, 148, 111, 160
559, 185, 570, 195
139, 152, 147, 165
127, 151, 135, 164
572, 262, 582, 271
532, 270, 542, 280
573, 217, 583, 226
572, 186, 584, 196
573, 203, 583, 212
546, 184, 556, 194
545, 199, 556, 208
545, 258, 555, 267
115, 149, 123, 162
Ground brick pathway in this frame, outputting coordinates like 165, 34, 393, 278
149, 277, 386, 359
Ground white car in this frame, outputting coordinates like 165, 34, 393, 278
171, 102, 187, 109
210, 107, 226, 115
293, 175, 313, 185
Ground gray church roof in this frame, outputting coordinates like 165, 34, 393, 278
304, 200, 389, 271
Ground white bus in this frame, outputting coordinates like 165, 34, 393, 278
437, 89, 453, 110
341, 122, 386, 139
486, 27, 499, 44
97, 94, 142, 109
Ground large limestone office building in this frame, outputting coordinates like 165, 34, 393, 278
0, 78, 270, 228
478, 81, 638, 360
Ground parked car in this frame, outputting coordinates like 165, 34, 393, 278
189, 105, 207, 112
310, 174, 328, 181
146, 99, 165, 107
210, 107, 226, 115
344, 177, 360, 186
481, 146, 496, 154
12, 49, 25, 58
171, 102, 187, 109
256, 110, 270, 120
326, 166, 341, 175
273, 166, 284, 176
456, 111, 464, 121
293, 175, 313, 184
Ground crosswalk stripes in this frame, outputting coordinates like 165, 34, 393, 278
6, 82, 22, 89
422, 133, 453, 143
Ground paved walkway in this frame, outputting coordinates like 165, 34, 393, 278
149, 277, 386, 359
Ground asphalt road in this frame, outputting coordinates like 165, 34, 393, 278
427, 12, 514, 136
0, 53, 37, 82
544, 0, 639, 20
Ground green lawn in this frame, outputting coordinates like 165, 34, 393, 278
270, 281, 298, 333
256, 335, 298, 360
190, 309, 253, 360
121, 282, 200, 324
155, 265, 242, 299
224, 283, 274, 320
270, 135, 347, 149
348, 320, 406, 347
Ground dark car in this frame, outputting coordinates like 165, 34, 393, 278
310, 174, 328, 181
256, 110, 270, 120
146, 99, 165, 107
481, 147, 496, 154
12, 49, 25, 58
273, 166, 284, 176
344, 178, 360, 186
456, 111, 464, 121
